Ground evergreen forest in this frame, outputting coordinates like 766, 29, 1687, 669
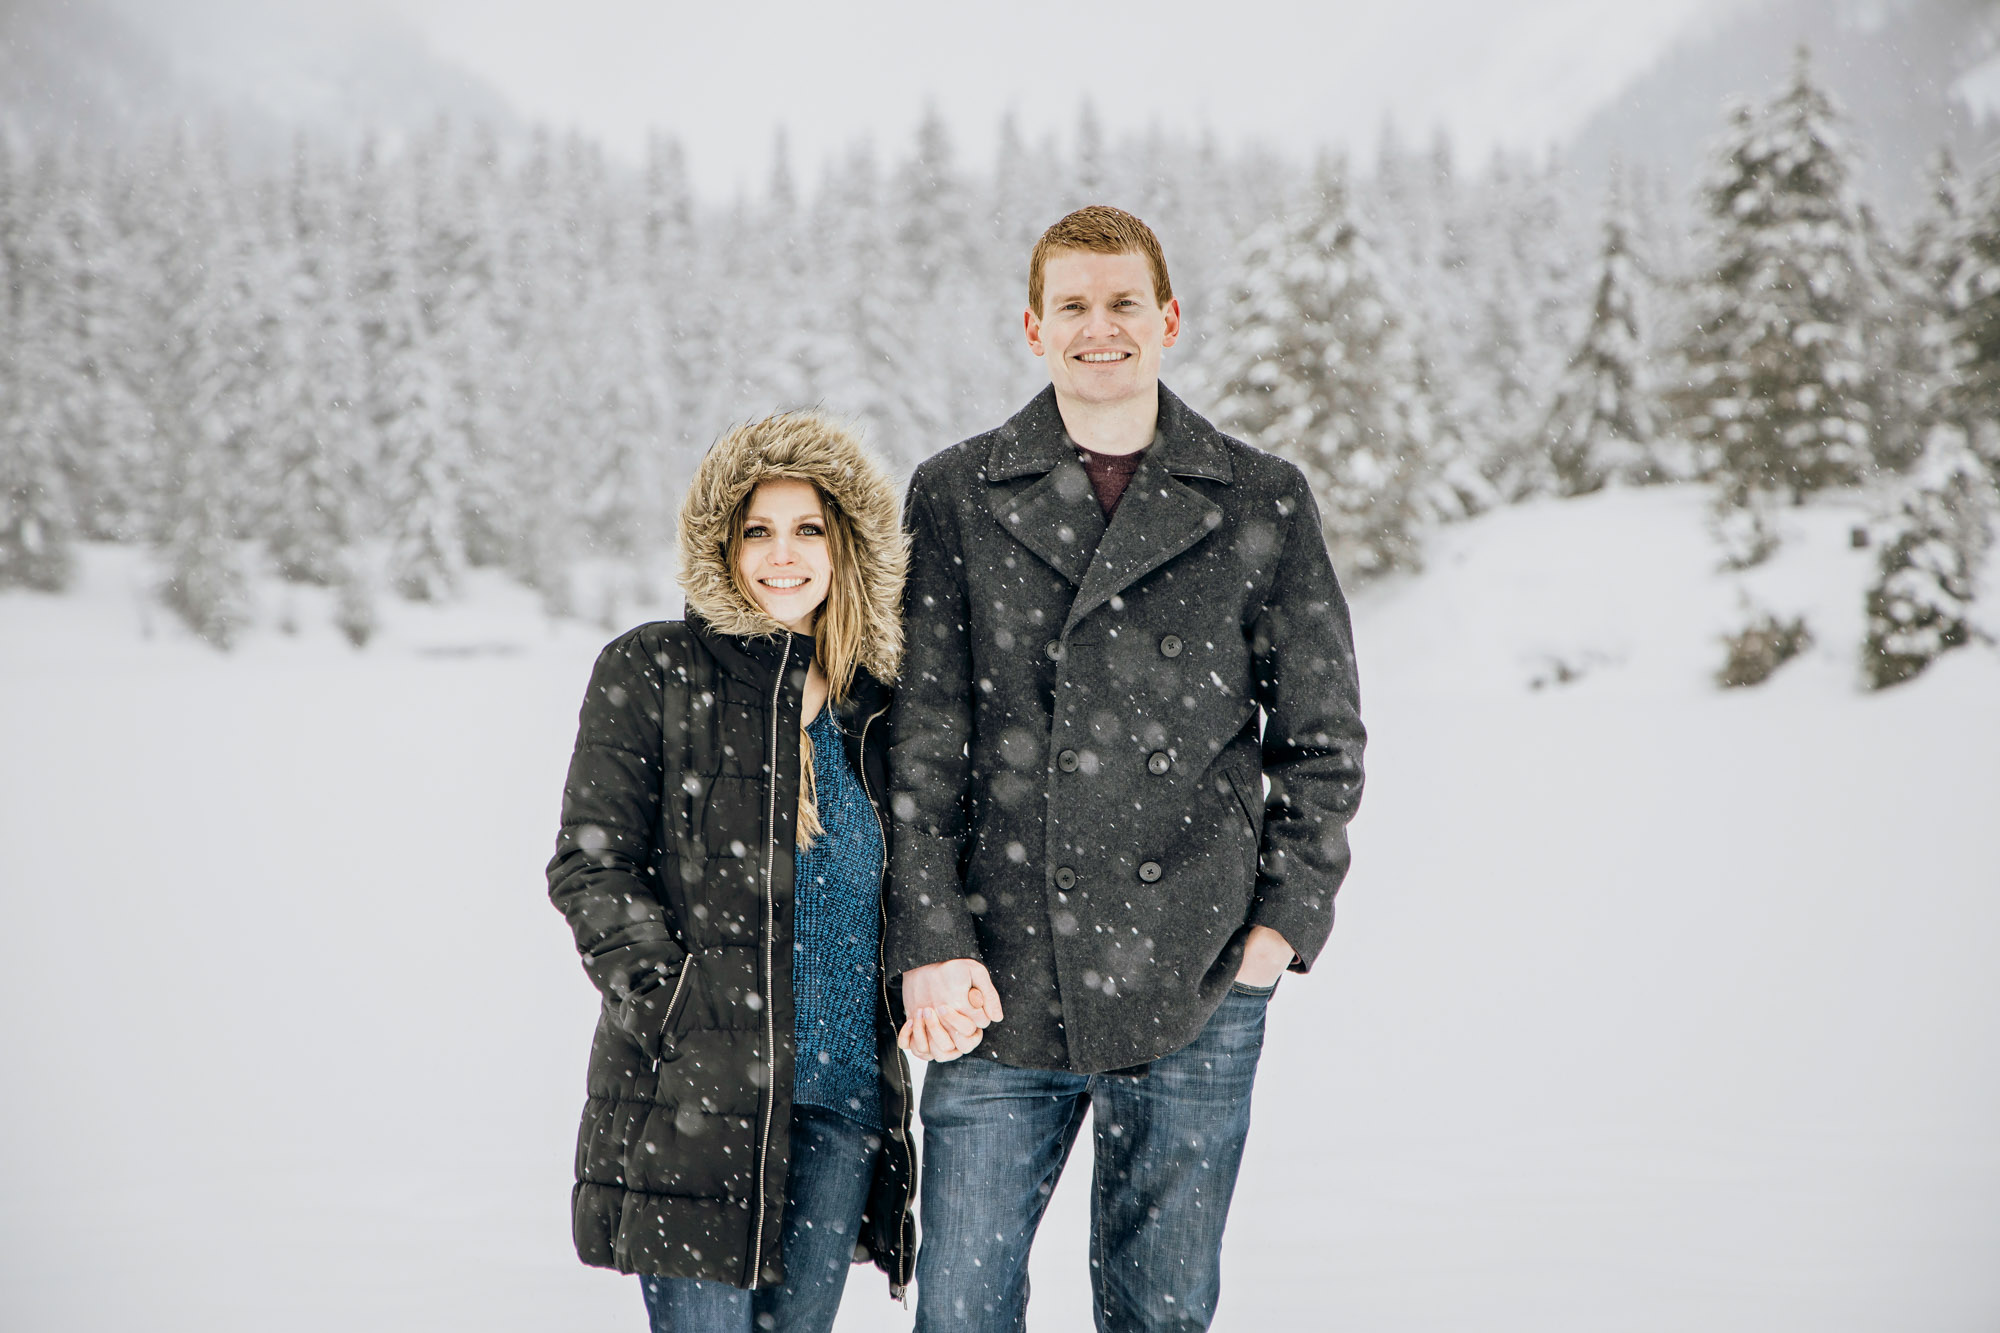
1, 52, 1994, 683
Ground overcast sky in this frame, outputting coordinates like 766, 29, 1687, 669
368, 0, 1730, 197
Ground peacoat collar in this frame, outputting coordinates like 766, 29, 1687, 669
986, 383, 1234, 634
985, 382, 1234, 485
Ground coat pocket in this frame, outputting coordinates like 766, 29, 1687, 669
614, 952, 700, 1062
1221, 765, 1264, 842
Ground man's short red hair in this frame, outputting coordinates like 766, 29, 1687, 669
1028, 205, 1174, 317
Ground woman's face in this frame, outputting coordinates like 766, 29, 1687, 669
736, 478, 834, 634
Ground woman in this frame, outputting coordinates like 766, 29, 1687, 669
547, 413, 913, 1332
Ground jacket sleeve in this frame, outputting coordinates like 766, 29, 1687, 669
546, 628, 690, 1059
882, 472, 988, 978
1246, 473, 1368, 972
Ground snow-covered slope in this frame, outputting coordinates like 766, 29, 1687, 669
2, 486, 1995, 1331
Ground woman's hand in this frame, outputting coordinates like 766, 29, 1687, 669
896, 958, 1004, 1061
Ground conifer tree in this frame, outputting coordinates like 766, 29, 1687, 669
0, 142, 75, 588
1682, 50, 1879, 508
1211, 162, 1445, 579
261, 135, 365, 584
1545, 174, 1665, 494
146, 130, 254, 645
0, 286, 75, 589
1862, 426, 1995, 688
1941, 157, 2000, 484
354, 138, 464, 601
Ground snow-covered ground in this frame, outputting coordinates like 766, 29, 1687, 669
3, 486, 1996, 1332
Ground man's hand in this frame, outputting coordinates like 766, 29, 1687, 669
1235, 925, 1296, 988
897, 958, 1004, 1062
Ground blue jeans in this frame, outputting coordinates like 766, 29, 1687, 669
913, 980, 1275, 1333
640, 1104, 879, 1333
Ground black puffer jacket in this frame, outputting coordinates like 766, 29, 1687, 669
547, 415, 912, 1294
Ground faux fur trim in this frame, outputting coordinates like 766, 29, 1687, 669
676, 413, 907, 682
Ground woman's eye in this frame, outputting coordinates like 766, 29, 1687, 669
743, 525, 768, 539
797, 523, 824, 537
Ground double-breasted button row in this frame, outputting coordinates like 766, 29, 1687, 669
1053, 864, 1164, 886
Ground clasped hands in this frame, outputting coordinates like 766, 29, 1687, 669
895, 926, 1295, 1062
896, 957, 1003, 1061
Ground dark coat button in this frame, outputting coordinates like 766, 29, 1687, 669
1159, 635, 1183, 658
1055, 866, 1077, 890
1045, 640, 1066, 661
1147, 751, 1171, 775
1137, 861, 1163, 883
1058, 749, 1080, 773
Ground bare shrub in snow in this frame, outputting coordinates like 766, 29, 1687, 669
1716, 611, 1812, 688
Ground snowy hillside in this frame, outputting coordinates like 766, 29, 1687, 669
1, 485, 1996, 1332
1570, 0, 2000, 220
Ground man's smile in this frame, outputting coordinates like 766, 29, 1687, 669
1075, 350, 1131, 362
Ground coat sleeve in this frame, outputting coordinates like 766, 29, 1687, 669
882, 472, 988, 979
1246, 472, 1368, 972
546, 628, 690, 1059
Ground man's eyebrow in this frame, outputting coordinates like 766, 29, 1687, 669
1051, 288, 1147, 303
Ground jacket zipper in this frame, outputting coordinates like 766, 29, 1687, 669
747, 634, 793, 1289
855, 701, 914, 1297
659, 949, 694, 1049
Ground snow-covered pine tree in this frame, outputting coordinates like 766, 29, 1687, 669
0, 140, 75, 588
427, 121, 513, 574
637, 130, 709, 476
1681, 49, 1879, 509
1941, 155, 2000, 486
1211, 159, 1445, 579
17, 140, 152, 546
864, 111, 997, 465
149, 132, 251, 646
573, 190, 671, 568
1861, 425, 1995, 688
260, 134, 366, 585
354, 136, 464, 601
0, 279, 75, 589
1544, 171, 1666, 494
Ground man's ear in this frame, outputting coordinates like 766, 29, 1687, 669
1024, 306, 1046, 357
1162, 297, 1182, 349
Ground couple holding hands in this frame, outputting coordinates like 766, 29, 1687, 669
547, 205, 1367, 1333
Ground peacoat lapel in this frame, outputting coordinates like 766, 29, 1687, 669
986, 384, 1235, 631
1070, 386, 1234, 633
986, 387, 1106, 586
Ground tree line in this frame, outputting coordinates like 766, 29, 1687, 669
0, 52, 1993, 684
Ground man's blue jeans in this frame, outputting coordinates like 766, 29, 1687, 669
640, 1104, 878, 1333
913, 980, 1275, 1333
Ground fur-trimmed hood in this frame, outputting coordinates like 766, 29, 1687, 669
677, 413, 907, 683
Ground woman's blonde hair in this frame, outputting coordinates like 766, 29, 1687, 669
721, 480, 869, 848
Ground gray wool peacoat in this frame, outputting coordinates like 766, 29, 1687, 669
884, 383, 1366, 1075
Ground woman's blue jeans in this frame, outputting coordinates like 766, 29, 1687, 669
913, 980, 1274, 1333
640, 1103, 878, 1333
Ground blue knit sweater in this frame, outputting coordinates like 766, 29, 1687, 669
792, 704, 884, 1129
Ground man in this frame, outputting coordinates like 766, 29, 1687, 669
886, 205, 1365, 1332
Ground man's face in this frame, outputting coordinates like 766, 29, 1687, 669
1025, 249, 1181, 410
